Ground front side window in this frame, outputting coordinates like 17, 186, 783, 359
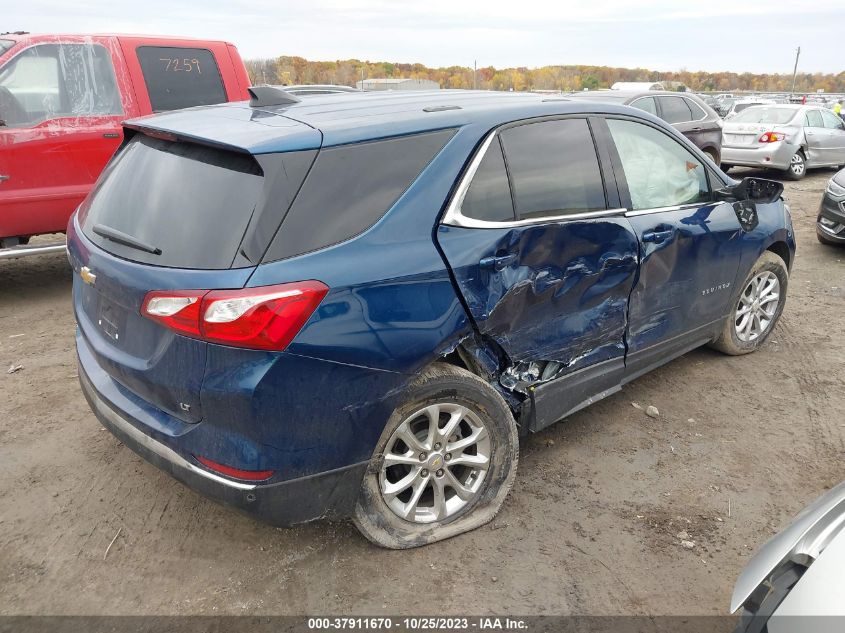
499, 118, 606, 219
607, 118, 709, 210
658, 96, 692, 124
461, 137, 515, 222
136, 46, 227, 112
821, 110, 845, 130
0, 43, 121, 128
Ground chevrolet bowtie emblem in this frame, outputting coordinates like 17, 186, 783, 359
80, 266, 96, 285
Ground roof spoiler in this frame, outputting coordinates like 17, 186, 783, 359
248, 86, 301, 108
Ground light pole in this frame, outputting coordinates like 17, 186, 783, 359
790, 46, 801, 96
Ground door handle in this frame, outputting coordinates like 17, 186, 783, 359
642, 229, 674, 244
479, 253, 517, 271
0, 175, 9, 183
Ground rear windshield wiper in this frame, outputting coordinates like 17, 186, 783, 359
92, 224, 162, 255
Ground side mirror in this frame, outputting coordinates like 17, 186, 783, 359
715, 177, 784, 205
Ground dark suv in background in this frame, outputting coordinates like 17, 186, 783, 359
567, 90, 723, 165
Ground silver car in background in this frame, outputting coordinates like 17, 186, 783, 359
721, 105, 845, 180
732, 481, 845, 633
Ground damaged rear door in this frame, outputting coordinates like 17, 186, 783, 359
438, 116, 639, 431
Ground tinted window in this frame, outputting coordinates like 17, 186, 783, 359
821, 110, 845, 130
461, 137, 515, 222
499, 119, 605, 219
631, 97, 657, 116
136, 46, 227, 112
266, 129, 455, 261
80, 135, 264, 269
805, 110, 824, 128
0, 43, 121, 128
686, 99, 707, 120
607, 118, 709, 210
659, 97, 693, 123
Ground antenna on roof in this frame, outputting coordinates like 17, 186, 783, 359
247, 86, 301, 108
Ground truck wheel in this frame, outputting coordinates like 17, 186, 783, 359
784, 151, 806, 180
710, 251, 788, 355
353, 362, 518, 549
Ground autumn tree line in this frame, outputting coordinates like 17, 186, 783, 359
245, 56, 845, 94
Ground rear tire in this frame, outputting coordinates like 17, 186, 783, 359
710, 251, 788, 355
353, 362, 518, 549
784, 151, 806, 180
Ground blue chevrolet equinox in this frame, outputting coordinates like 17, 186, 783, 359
69, 88, 795, 548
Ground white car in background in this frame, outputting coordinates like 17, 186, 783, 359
721, 105, 845, 179
732, 481, 845, 633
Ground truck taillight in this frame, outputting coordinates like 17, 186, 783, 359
141, 281, 328, 350
759, 132, 786, 143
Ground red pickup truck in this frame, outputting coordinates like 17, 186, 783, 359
0, 33, 251, 250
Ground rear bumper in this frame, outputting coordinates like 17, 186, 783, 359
78, 357, 368, 526
721, 143, 795, 170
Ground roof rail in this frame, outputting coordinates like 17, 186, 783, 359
247, 86, 301, 108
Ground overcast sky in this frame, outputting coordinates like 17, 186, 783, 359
6, 0, 842, 74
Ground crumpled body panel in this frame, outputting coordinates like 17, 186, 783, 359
437, 218, 639, 375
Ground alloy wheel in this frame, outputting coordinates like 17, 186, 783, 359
379, 402, 491, 523
790, 153, 805, 176
735, 271, 780, 342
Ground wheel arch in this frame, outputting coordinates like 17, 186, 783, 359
766, 240, 792, 271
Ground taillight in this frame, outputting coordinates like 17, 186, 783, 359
141, 281, 328, 351
759, 132, 786, 143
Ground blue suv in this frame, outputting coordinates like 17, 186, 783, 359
69, 88, 795, 548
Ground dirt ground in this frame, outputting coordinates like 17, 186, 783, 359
1, 168, 844, 617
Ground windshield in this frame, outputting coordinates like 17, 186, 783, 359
731, 107, 799, 124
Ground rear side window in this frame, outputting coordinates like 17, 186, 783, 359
0, 43, 121, 128
136, 46, 227, 112
499, 118, 606, 219
607, 118, 709, 210
805, 110, 824, 128
631, 97, 657, 116
80, 135, 263, 269
658, 97, 692, 123
460, 137, 515, 222
265, 129, 455, 261
686, 99, 707, 120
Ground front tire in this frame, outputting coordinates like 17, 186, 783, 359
710, 251, 788, 355
353, 363, 518, 549
817, 229, 841, 246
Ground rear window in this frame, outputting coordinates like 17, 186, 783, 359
80, 134, 263, 269
732, 107, 798, 124
0, 39, 14, 55
136, 46, 227, 112
264, 129, 455, 261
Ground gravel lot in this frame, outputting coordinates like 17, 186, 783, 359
1, 168, 843, 616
